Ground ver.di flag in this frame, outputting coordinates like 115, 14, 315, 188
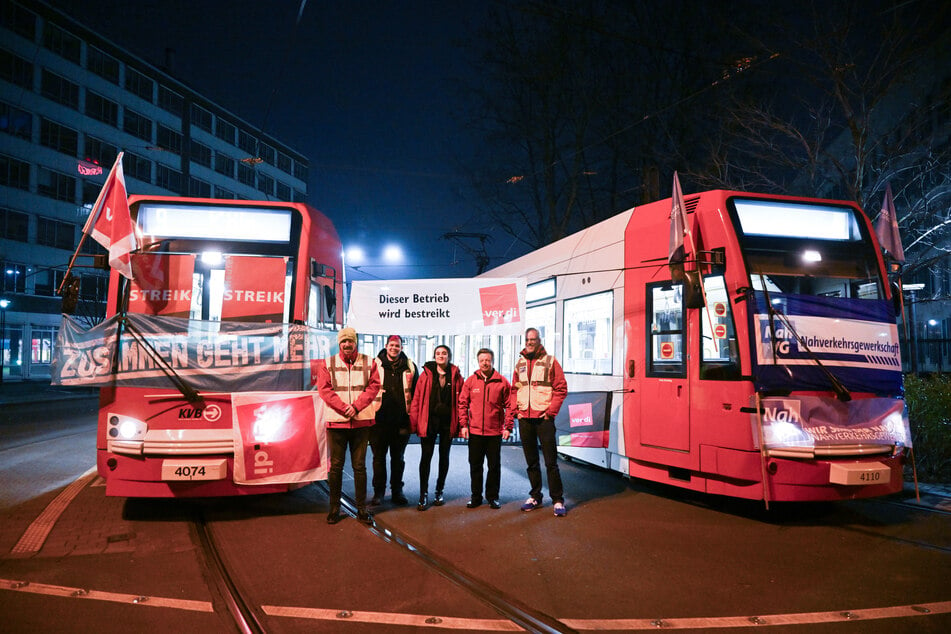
82, 152, 138, 279
875, 182, 905, 263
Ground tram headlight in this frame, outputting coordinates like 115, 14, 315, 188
107, 414, 147, 441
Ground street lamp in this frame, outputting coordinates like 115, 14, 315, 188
0, 298, 9, 385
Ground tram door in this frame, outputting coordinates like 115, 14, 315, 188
639, 281, 690, 451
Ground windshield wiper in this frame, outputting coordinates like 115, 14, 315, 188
767, 304, 852, 402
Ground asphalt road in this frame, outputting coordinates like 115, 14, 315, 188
1, 397, 950, 633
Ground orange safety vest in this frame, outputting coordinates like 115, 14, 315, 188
514, 354, 554, 413
326, 353, 382, 422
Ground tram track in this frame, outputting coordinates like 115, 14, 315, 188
322, 482, 577, 634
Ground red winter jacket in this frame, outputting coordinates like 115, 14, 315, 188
409, 362, 464, 438
458, 369, 514, 436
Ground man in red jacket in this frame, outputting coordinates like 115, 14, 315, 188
511, 328, 569, 517
458, 348, 514, 509
314, 327, 381, 525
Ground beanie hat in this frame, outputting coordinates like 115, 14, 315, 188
387, 335, 402, 345
337, 327, 357, 344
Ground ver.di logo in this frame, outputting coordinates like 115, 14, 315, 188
479, 283, 520, 326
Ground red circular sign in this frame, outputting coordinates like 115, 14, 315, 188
713, 324, 727, 339
660, 342, 675, 359
714, 302, 727, 317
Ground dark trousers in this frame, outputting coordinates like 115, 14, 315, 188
519, 417, 564, 503
327, 426, 371, 511
419, 424, 453, 494
370, 424, 410, 494
468, 433, 502, 501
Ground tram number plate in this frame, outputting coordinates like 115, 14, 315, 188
829, 462, 891, 486
161, 459, 227, 481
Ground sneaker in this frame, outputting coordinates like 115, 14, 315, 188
553, 502, 567, 517
520, 497, 541, 512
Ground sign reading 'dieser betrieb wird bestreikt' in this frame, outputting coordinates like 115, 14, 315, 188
345, 278, 527, 336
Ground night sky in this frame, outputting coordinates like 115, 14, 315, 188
46, 0, 496, 281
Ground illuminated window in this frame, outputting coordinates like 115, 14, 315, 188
647, 283, 684, 377
563, 291, 612, 375
700, 275, 740, 380
527, 278, 556, 303
526, 302, 556, 350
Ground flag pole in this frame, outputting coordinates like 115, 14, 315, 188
57, 153, 125, 295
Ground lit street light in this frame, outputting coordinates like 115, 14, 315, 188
0, 298, 9, 385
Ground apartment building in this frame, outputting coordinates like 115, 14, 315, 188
1, 0, 310, 381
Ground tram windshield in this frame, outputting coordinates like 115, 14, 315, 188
131, 202, 300, 322
731, 198, 884, 300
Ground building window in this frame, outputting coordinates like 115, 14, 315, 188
257, 172, 274, 196
293, 189, 306, 203
0, 49, 33, 89
238, 129, 256, 154
190, 140, 211, 167
2, 262, 27, 293
188, 176, 211, 198
237, 162, 255, 187
123, 108, 152, 142
1, 1, 37, 40
0, 101, 31, 139
563, 291, 613, 375
157, 124, 182, 153
214, 185, 235, 199
124, 66, 154, 102
84, 91, 118, 126
37, 166, 75, 202
40, 118, 78, 156
277, 152, 292, 174
190, 103, 212, 132
42, 22, 80, 64
216, 118, 235, 144
87, 46, 119, 84
37, 216, 75, 250
79, 275, 109, 304
293, 161, 308, 182
85, 135, 118, 167
124, 152, 151, 183
0, 154, 30, 191
41, 69, 79, 109
276, 181, 291, 201
259, 143, 275, 166
1, 207, 29, 242
214, 153, 235, 178
157, 163, 182, 193
158, 85, 183, 116
34, 268, 68, 297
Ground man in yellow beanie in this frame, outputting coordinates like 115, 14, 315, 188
314, 327, 382, 524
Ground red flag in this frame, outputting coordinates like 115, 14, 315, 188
82, 153, 137, 279
668, 171, 687, 277
875, 182, 905, 263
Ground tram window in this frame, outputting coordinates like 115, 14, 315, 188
700, 275, 740, 380
647, 283, 685, 377
563, 291, 613, 375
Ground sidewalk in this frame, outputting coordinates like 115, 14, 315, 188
0, 379, 98, 406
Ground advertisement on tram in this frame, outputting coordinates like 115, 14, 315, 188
483, 188, 910, 503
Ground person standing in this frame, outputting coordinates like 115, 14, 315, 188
458, 348, 513, 510
370, 335, 418, 506
409, 344, 463, 510
314, 327, 381, 525
511, 328, 569, 517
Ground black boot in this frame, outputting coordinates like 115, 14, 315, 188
326, 506, 341, 524
392, 487, 408, 505
417, 492, 428, 511
433, 490, 445, 506
370, 490, 384, 506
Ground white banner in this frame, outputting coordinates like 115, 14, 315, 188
346, 278, 526, 336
